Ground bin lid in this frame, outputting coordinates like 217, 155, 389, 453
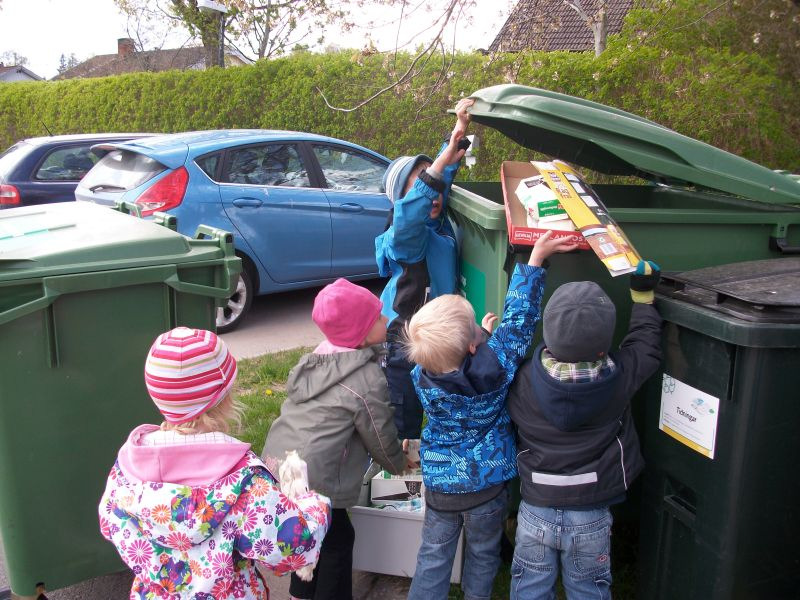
465, 84, 800, 206
659, 257, 800, 324
0, 202, 205, 281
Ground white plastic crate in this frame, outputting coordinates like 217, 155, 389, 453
350, 504, 464, 583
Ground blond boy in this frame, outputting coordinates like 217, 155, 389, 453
404, 231, 577, 600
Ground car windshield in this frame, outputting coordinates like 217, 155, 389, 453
0, 142, 32, 180
80, 149, 166, 192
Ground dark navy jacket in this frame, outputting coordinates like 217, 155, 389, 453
508, 303, 663, 508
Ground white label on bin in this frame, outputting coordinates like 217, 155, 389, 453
659, 374, 720, 459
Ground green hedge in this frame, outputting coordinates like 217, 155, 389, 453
1, 39, 797, 176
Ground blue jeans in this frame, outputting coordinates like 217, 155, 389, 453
511, 502, 613, 600
408, 489, 508, 600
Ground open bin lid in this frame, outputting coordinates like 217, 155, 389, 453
0, 201, 217, 282
465, 84, 800, 206
658, 257, 800, 324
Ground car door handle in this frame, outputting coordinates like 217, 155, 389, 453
232, 198, 263, 208
339, 203, 364, 213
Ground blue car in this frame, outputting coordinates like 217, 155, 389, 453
75, 130, 392, 332
0, 133, 151, 209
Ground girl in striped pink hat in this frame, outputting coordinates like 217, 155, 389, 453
99, 327, 331, 600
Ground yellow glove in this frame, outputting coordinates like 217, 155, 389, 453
630, 260, 661, 304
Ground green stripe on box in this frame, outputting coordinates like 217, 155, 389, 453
537, 200, 567, 218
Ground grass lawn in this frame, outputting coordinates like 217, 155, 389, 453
234, 346, 310, 455
234, 349, 640, 599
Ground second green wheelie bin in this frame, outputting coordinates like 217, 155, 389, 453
638, 257, 800, 599
445, 84, 800, 525
448, 84, 800, 334
0, 201, 239, 597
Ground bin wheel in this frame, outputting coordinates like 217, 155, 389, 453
216, 268, 253, 333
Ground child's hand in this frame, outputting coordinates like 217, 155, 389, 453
529, 230, 580, 266
630, 259, 661, 304
481, 312, 498, 333
453, 98, 474, 137
432, 98, 475, 170
403, 438, 421, 470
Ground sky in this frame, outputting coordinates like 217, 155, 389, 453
0, 0, 513, 80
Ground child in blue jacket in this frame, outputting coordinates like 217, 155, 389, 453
402, 231, 578, 599
375, 98, 474, 439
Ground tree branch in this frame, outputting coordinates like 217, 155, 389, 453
318, 0, 463, 112
564, 0, 589, 24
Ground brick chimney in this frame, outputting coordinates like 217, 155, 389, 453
118, 38, 135, 58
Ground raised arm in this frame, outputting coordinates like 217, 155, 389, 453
616, 260, 664, 390
490, 231, 579, 370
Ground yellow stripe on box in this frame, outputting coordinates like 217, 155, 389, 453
660, 423, 712, 458
533, 162, 599, 229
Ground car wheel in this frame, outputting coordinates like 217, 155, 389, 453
216, 268, 253, 333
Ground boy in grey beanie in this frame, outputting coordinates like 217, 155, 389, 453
507, 260, 663, 600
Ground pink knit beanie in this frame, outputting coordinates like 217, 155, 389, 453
312, 279, 383, 349
144, 327, 238, 424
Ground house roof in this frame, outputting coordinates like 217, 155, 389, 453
0, 64, 43, 81
54, 46, 248, 80
489, 0, 635, 53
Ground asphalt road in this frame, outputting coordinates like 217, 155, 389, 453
0, 278, 393, 599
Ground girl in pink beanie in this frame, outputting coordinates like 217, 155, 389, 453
311, 277, 387, 351
99, 327, 331, 600
263, 279, 410, 600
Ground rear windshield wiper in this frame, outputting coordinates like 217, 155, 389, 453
89, 184, 126, 192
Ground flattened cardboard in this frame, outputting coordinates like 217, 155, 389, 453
532, 161, 641, 276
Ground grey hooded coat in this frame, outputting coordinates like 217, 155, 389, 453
262, 345, 406, 508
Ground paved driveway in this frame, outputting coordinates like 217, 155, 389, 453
222, 278, 386, 359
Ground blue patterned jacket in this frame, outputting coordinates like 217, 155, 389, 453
411, 263, 547, 493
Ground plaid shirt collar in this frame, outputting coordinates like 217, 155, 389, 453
541, 348, 615, 383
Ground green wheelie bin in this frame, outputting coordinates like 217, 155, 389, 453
449, 84, 800, 328
446, 84, 800, 527
0, 201, 239, 597
448, 82, 800, 442
638, 257, 800, 599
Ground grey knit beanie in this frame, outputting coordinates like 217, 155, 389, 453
382, 154, 433, 203
543, 281, 616, 362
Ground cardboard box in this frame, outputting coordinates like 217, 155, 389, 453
370, 469, 424, 507
501, 161, 589, 249
350, 503, 464, 583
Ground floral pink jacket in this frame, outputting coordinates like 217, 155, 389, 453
99, 425, 331, 600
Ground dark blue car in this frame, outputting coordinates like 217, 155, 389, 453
76, 130, 392, 332
0, 133, 151, 209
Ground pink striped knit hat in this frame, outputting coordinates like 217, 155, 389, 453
144, 327, 238, 424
